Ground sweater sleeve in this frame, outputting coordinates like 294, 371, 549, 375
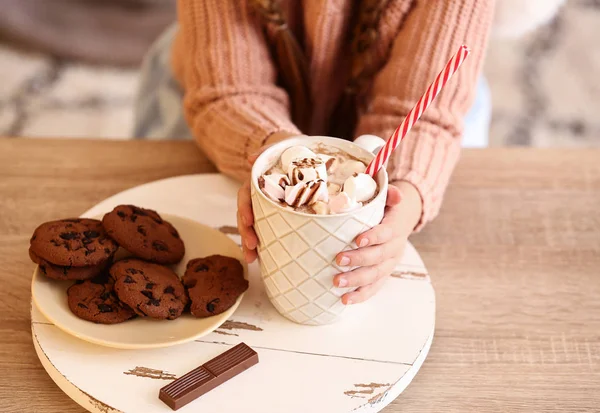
174, 0, 301, 182
355, 0, 494, 230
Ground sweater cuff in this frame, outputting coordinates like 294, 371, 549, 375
387, 123, 461, 232
187, 92, 300, 182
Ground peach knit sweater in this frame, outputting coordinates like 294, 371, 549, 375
172, 0, 494, 228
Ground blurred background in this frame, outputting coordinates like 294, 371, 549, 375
0, 0, 597, 146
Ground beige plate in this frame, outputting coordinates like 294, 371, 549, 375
31, 213, 247, 350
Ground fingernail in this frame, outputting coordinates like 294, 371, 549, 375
337, 277, 348, 287
344, 298, 353, 305
245, 238, 253, 249
358, 238, 369, 247
338, 256, 350, 266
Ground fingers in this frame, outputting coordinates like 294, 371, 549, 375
237, 180, 254, 227
354, 185, 412, 248
334, 258, 396, 289
342, 275, 388, 305
386, 184, 403, 207
242, 243, 258, 264
355, 222, 395, 248
238, 211, 258, 247
336, 238, 405, 267
238, 211, 258, 263
237, 179, 258, 263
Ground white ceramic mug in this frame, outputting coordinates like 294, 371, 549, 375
251, 135, 388, 325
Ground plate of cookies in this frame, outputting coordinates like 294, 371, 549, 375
30, 205, 248, 349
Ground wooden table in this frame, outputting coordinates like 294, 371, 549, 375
1, 138, 599, 412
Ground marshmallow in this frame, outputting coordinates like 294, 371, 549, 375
288, 157, 328, 185
329, 192, 362, 214
259, 173, 290, 202
280, 146, 317, 170
329, 159, 366, 185
327, 182, 341, 196
317, 154, 338, 173
310, 182, 329, 204
312, 201, 329, 215
260, 145, 377, 215
273, 173, 291, 187
343, 173, 377, 203
284, 180, 329, 207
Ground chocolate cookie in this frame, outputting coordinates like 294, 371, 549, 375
30, 248, 110, 281
30, 218, 118, 267
111, 259, 188, 320
102, 205, 185, 265
182, 255, 248, 318
67, 274, 136, 324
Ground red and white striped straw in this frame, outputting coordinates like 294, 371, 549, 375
365, 44, 471, 177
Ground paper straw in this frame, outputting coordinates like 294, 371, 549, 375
365, 45, 471, 177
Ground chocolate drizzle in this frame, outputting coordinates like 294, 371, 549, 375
287, 180, 327, 207
289, 157, 325, 185
278, 175, 290, 188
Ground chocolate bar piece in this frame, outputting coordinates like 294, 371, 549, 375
159, 343, 259, 410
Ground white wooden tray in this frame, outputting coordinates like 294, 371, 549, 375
31, 174, 436, 413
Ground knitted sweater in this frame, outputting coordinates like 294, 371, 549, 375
172, 0, 494, 228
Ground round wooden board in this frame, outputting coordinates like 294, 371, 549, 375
31, 174, 436, 413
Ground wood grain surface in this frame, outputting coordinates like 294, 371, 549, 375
1, 138, 599, 412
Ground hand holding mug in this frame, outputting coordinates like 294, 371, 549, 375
333, 180, 422, 305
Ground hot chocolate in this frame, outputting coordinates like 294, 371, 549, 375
258, 144, 379, 215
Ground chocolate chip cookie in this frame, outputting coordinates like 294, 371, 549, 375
30, 248, 109, 281
102, 205, 185, 265
111, 259, 188, 320
30, 218, 118, 267
67, 274, 136, 324
182, 255, 248, 318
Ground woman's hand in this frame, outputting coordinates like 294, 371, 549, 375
237, 132, 299, 263
237, 177, 259, 263
333, 180, 423, 305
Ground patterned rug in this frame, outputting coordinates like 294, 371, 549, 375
0, 0, 598, 147
486, 0, 600, 147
